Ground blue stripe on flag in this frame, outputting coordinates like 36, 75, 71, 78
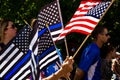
4, 51, 31, 79
38, 46, 55, 60
38, 28, 47, 37
49, 22, 62, 30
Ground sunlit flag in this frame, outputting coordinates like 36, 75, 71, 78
56, 0, 112, 41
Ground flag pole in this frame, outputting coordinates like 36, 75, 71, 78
57, 0, 69, 57
46, 23, 63, 66
47, 23, 71, 80
64, 38, 69, 57
73, 0, 115, 58
73, 35, 90, 58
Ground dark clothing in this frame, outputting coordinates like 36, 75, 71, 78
101, 59, 113, 80
0, 43, 5, 49
0, 43, 5, 53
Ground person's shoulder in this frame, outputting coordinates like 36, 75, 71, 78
0, 43, 3, 47
85, 43, 99, 51
0, 42, 5, 46
88, 43, 99, 49
88, 43, 100, 54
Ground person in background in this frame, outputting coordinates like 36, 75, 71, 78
0, 19, 17, 51
74, 26, 110, 80
100, 44, 117, 80
112, 52, 120, 80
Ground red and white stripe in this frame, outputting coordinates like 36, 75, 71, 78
56, 1, 100, 41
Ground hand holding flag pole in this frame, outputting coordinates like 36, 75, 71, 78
73, 0, 115, 58
56, 61, 71, 80
46, 23, 71, 80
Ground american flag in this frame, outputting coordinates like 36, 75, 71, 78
37, 0, 61, 71
37, 28, 60, 71
56, 0, 112, 40
29, 0, 62, 79
0, 25, 32, 80
37, 0, 64, 42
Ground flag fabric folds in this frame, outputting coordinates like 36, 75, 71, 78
28, 21, 39, 80
34, 27, 61, 79
0, 25, 32, 80
57, 0, 112, 41
29, 0, 62, 79
37, 0, 62, 78
29, 23, 61, 79
38, 28, 60, 71
37, 0, 64, 42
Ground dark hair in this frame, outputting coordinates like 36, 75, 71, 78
0, 19, 13, 42
1, 19, 13, 30
101, 44, 116, 59
91, 26, 107, 39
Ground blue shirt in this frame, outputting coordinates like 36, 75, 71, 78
78, 43, 101, 80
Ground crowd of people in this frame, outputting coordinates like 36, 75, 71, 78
0, 18, 120, 80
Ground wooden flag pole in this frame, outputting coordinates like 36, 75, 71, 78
99, 0, 115, 21
73, 0, 115, 59
64, 38, 69, 57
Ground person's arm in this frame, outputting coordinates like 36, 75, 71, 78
112, 59, 120, 77
74, 68, 85, 80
